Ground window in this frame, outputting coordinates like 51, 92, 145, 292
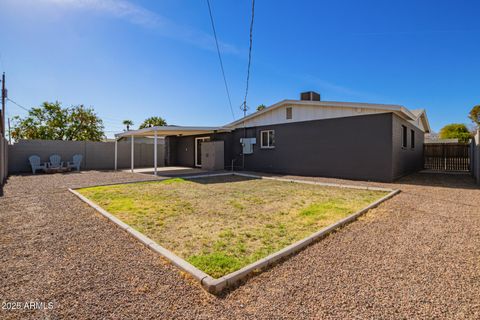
401, 125, 407, 148
260, 130, 275, 148
286, 107, 292, 120
410, 129, 415, 149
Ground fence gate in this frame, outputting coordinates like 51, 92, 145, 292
424, 143, 470, 172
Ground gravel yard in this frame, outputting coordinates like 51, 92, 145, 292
77, 175, 386, 278
1, 171, 479, 319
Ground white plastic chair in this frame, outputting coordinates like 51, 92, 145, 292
48, 154, 64, 169
28, 155, 46, 174
67, 154, 83, 171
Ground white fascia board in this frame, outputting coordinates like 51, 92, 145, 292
115, 126, 231, 139
416, 109, 431, 133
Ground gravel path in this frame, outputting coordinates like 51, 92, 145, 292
1, 171, 479, 319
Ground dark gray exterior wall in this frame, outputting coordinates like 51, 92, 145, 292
167, 132, 235, 168
167, 113, 425, 182
391, 113, 425, 179
173, 136, 195, 167
233, 113, 394, 181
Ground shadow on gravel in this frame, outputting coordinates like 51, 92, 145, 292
397, 172, 479, 190
0, 176, 7, 196
9, 171, 94, 177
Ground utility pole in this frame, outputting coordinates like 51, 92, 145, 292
241, 101, 248, 118
1, 72, 5, 137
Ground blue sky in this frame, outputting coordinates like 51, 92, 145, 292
0, 0, 479, 137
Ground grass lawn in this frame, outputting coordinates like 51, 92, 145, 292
78, 175, 387, 278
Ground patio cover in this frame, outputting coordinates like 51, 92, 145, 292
115, 126, 231, 139
114, 126, 231, 175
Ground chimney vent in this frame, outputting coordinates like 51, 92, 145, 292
300, 91, 321, 101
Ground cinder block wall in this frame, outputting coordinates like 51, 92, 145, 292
8, 139, 165, 173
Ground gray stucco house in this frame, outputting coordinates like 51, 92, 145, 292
116, 92, 431, 182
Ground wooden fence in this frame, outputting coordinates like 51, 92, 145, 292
424, 142, 470, 172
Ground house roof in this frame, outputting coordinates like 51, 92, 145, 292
115, 126, 231, 138
409, 109, 431, 133
224, 99, 429, 131
116, 100, 430, 138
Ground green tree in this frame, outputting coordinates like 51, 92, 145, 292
468, 105, 480, 127
65, 105, 105, 141
122, 120, 134, 131
139, 116, 167, 129
439, 123, 472, 143
11, 102, 104, 141
256, 104, 266, 111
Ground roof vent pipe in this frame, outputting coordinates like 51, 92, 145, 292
300, 91, 321, 101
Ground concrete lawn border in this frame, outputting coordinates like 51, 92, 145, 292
68, 172, 400, 295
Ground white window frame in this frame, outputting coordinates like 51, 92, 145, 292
260, 130, 275, 149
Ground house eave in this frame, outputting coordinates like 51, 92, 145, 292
223, 100, 419, 129
115, 126, 232, 139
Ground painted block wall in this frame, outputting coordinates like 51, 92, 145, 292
8, 139, 165, 173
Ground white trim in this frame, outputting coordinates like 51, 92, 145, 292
194, 136, 210, 167
260, 130, 275, 149
413, 109, 431, 133
131, 135, 134, 173
154, 131, 158, 176
115, 126, 230, 138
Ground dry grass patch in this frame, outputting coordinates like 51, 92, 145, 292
78, 175, 387, 278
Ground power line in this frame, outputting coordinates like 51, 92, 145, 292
6, 98, 29, 112
241, 0, 255, 117
206, 0, 235, 120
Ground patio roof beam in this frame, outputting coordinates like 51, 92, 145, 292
114, 126, 232, 139
154, 130, 157, 176
131, 135, 134, 173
